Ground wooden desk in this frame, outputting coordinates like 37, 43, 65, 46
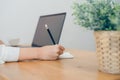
0, 49, 120, 80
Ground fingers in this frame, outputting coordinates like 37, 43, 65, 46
55, 44, 65, 55
59, 45, 65, 51
37, 45, 65, 61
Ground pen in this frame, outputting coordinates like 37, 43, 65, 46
45, 24, 56, 45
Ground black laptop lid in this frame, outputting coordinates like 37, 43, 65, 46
32, 12, 66, 47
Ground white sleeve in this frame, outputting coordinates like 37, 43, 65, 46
0, 45, 20, 64
0, 45, 5, 64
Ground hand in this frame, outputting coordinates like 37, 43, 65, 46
36, 45, 65, 60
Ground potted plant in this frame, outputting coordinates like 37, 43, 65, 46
72, 0, 120, 74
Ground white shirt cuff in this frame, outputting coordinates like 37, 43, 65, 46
0, 45, 20, 64
4, 46, 20, 62
0, 45, 5, 64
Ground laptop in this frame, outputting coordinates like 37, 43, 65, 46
32, 12, 66, 47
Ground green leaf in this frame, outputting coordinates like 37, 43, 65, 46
72, 0, 120, 31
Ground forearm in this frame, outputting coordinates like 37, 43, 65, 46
19, 48, 38, 61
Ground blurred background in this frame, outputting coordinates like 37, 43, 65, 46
1, 0, 119, 51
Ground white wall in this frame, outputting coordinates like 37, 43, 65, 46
0, 0, 96, 51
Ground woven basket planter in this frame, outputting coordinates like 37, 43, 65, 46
94, 31, 120, 74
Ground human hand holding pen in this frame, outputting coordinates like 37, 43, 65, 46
39, 24, 65, 60
19, 44, 65, 61
35, 45, 65, 60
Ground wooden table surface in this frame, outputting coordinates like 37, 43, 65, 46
0, 49, 120, 80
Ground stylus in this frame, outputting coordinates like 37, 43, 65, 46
45, 24, 56, 45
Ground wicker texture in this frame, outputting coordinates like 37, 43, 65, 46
94, 31, 120, 74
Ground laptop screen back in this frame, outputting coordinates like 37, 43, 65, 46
32, 12, 66, 47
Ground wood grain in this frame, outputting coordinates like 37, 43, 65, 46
0, 49, 120, 80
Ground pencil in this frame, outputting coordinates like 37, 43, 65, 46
45, 24, 56, 45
